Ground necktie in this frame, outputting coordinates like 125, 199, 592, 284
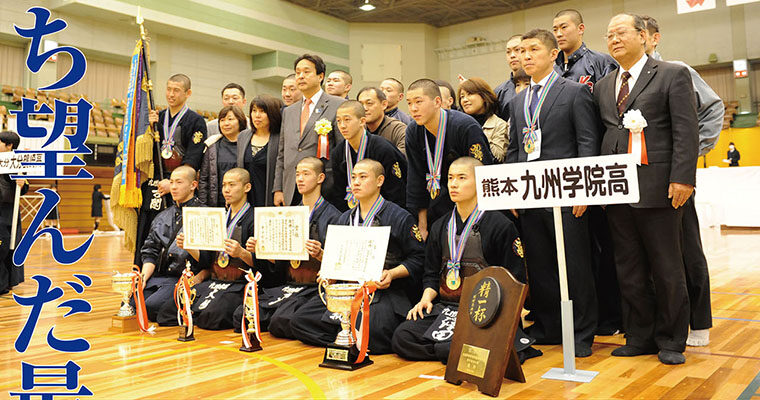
528, 85, 542, 121
617, 71, 631, 117
300, 97, 312, 137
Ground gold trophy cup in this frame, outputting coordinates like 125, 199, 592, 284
240, 284, 263, 352
317, 280, 374, 370
111, 271, 139, 332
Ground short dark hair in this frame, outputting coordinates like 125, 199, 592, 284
249, 94, 284, 134
0, 130, 20, 149
458, 77, 498, 117
93, 184, 101, 191
383, 77, 405, 93
512, 68, 531, 84
297, 156, 325, 175
337, 100, 366, 119
221, 83, 245, 98
435, 79, 457, 108
408, 79, 442, 100
218, 105, 248, 132
357, 86, 387, 102
168, 73, 191, 91
285, 73, 296, 80
555, 9, 583, 25
294, 54, 326, 84
729, 142, 735, 146
522, 29, 558, 50
330, 70, 352, 85
508, 34, 523, 42
639, 15, 660, 35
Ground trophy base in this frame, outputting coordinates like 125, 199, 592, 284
177, 326, 195, 342
240, 333, 262, 352
319, 343, 373, 371
110, 315, 139, 333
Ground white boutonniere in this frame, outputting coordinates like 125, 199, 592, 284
622, 109, 649, 165
623, 109, 647, 134
315, 118, 332, 136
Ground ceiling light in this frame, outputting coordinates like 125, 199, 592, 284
359, 0, 375, 11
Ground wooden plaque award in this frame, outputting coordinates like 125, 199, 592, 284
444, 267, 528, 397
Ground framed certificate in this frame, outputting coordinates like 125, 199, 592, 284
319, 225, 390, 282
182, 207, 226, 251
254, 206, 309, 260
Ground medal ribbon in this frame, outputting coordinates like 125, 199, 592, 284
446, 207, 484, 278
627, 130, 649, 165
350, 281, 377, 364
162, 103, 189, 151
220, 202, 251, 259
424, 109, 447, 196
173, 267, 195, 336
352, 195, 385, 227
310, 196, 325, 222
522, 71, 559, 148
241, 270, 263, 347
344, 132, 369, 206
130, 267, 153, 333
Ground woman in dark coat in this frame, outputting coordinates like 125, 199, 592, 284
91, 184, 108, 231
0, 130, 28, 294
247, 95, 283, 207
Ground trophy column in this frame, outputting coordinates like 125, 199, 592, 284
318, 281, 374, 371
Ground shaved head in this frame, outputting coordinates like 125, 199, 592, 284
296, 156, 325, 175
224, 167, 250, 185
337, 100, 366, 119
355, 158, 384, 178
171, 165, 196, 182
450, 156, 483, 175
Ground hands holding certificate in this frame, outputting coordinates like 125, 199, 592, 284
247, 237, 325, 262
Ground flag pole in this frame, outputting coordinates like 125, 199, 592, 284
136, 8, 164, 184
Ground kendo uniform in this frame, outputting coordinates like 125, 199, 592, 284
494, 73, 516, 122
233, 198, 341, 337
0, 176, 28, 295
290, 199, 425, 355
506, 73, 600, 350
328, 131, 408, 212
555, 42, 622, 335
137, 196, 211, 321
392, 210, 539, 363
385, 107, 414, 126
406, 109, 495, 227
133, 106, 207, 265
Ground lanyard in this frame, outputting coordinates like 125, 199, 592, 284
523, 71, 558, 133
225, 202, 250, 239
344, 132, 369, 207
447, 207, 484, 271
163, 104, 189, 149
424, 109, 447, 199
352, 195, 384, 227
309, 196, 325, 222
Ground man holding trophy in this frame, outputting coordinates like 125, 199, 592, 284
291, 159, 425, 356
138, 165, 211, 324
392, 157, 540, 363
232, 157, 341, 338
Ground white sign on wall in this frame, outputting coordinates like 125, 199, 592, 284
727, 0, 760, 6
676, 0, 716, 14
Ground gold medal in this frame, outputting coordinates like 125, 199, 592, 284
347, 198, 358, 209
217, 253, 229, 268
524, 140, 535, 154
446, 268, 461, 290
430, 188, 439, 200
290, 260, 301, 269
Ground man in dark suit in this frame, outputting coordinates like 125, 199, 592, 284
506, 28, 600, 357
594, 14, 698, 365
274, 54, 346, 207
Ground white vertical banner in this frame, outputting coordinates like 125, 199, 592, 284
676, 0, 716, 14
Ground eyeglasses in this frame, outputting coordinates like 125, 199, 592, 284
604, 28, 639, 41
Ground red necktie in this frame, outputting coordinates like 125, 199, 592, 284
617, 71, 631, 117
300, 97, 312, 137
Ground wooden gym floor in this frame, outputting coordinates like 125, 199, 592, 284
1, 228, 760, 399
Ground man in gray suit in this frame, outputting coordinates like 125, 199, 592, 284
595, 14, 698, 365
207, 83, 248, 136
506, 28, 600, 358
273, 54, 346, 206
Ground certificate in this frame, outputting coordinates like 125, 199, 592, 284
182, 207, 226, 251
254, 206, 309, 260
319, 225, 390, 282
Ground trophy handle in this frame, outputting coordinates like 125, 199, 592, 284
318, 279, 328, 306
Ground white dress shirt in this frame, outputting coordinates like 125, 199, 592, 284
615, 54, 648, 96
